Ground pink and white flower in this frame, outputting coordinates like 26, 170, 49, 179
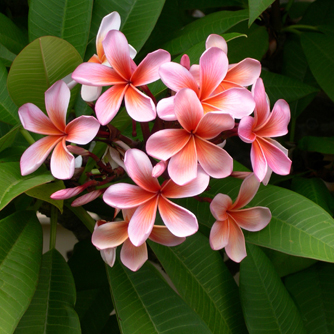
103, 148, 210, 247
147, 88, 234, 185
19, 80, 100, 179
210, 173, 271, 262
238, 78, 292, 182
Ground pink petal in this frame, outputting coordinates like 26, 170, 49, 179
251, 139, 268, 182
131, 49, 171, 86
255, 99, 290, 137
168, 136, 198, 186
206, 34, 228, 53
72, 63, 125, 86
230, 207, 271, 232
238, 116, 256, 143
50, 138, 75, 179
66, 116, 100, 144
158, 197, 198, 237
156, 96, 177, 121
92, 220, 129, 249
120, 239, 148, 271
162, 165, 210, 198
225, 58, 261, 87
210, 193, 232, 221
50, 186, 84, 200
152, 160, 167, 178
100, 248, 116, 267
150, 225, 186, 246
128, 197, 158, 246
195, 137, 233, 179
189, 65, 200, 84
71, 189, 105, 207
174, 88, 203, 132
146, 129, 190, 161
252, 78, 270, 127
214, 81, 243, 94
45, 81, 70, 131
124, 85, 156, 122
159, 62, 198, 93
209, 220, 229, 250
199, 47, 228, 100
203, 87, 255, 119
95, 84, 128, 125
20, 136, 62, 176
103, 30, 132, 80
124, 149, 161, 192
96, 12, 121, 59
180, 54, 190, 70
224, 217, 247, 263
103, 183, 157, 209
81, 85, 102, 102
231, 173, 260, 210
122, 207, 137, 223
18, 103, 61, 135
195, 112, 234, 139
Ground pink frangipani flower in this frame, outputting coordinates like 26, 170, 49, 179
72, 30, 170, 124
92, 208, 185, 271
238, 78, 292, 182
19, 80, 100, 179
103, 148, 210, 247
147, 88, 234, 185
210, 173, 271, 262
157, 46, 255, 121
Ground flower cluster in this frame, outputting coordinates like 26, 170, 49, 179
19, 12, 291, 271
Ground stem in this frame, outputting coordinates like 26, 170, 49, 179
20, 128, 35, 145
141, 85, 157, 105
66, 204, 96, 233
49, 205, 58, 250
282, 24, 319, 33
140, 122, 151, 143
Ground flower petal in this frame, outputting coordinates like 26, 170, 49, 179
18, 103, 61, 135
238, 115, 256, 143
66, 116, 100, 144
100, 248, 117, 267
81, 85, 102, 102
210, 193, 232, 221
20, 136, 62, 176
251, 138, 268, 182
146, 129, 190, 161
209, 220, 229, 250
50, 138, 75, 179
152, 160, 167, 178
156, 96, 177, 121
124, 149, 161, 192
180, 54, 190, 70
45, 80, 70, 131
199, 47, 228, 100
150, 225, 186, 246
131, 49, 171, 86
95, 84, 128, 125
230, 207, 271, 232
159, 197, 198, 237
252, 78, 270, 127
206, 34, 228, 53
196, 112, 234, 139
120, 239, 148, 271
128, 197, 158, 246
124, 85, 156, 122
92, 220, 129, 249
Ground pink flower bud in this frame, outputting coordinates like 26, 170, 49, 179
71, 189, 105, 207
180, 54, 190, 70
67, 145, 90, 156
152, 160, 167, 178
50, 186, 85, 200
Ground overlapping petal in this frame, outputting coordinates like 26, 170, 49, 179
149, 226, 186, 246
252, 78, 270, 126
156, 96, 176, 121
206, 34, 228, 54
120, 239, 148, 271
81, 85, 103, 102
238, 116, 256, 143
50, 139, 75, 179
230, 207, 271, 232
66, 116, 100, 144
209, 220, 229, 250
251, 139, 268, 182
210, 193, 232, 221
225, 217, 247, 262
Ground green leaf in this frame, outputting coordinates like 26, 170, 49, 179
301, 32, 334, 102
25, 181, 65, 213
107, 260, 213, 333
0, 211, 42, 334
0, 13, 28, 54
161, 10, 248, 56
239, 244, 306, 333
0, 146, 26, 163
28, 0, 93, 57
15, 249, 81, 334
299, 0, 334, 28
298, 136, 334, 154
0, 124, 21, 153
7, 36, 82, 112
248, 0, 275, 26
284, 262, 334, 333
0, 162, 54, 211
149, 232, 247, 334
0, 43, 16, 67
179, 0, 245, 9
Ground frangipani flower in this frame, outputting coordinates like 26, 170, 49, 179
147, 88, 234, 185
19, 80, 100, 179
72, 30, 171, 124
238, 78, 292, 182
103, 148, 210, 247
92, 208, 185, 271
157, 46, 255, 121
210, 173, 271, 262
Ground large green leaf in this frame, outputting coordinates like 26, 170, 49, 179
15, 249, 81, 334
299, 0, 334, 28
298, 136, 334, 155
284, 262, 334, 333
239, 244, 306, 333
248, 0, 275, 26
0, 161, 54, 211
0, 43, 16, 67
7, 36, 82, 112
0, 211, 42, 334
179, 0, 245, 9
107, 260, 213, 334
28, 0, 93, 57
161, 10, 248, 56
0, 124, 21, 153
149, 232, 247, 334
